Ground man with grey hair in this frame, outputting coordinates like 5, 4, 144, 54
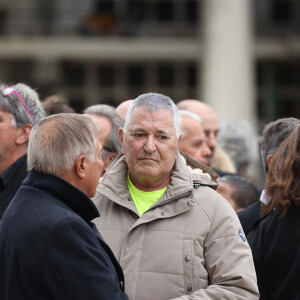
84, 104, 123, 176
178, 110, 212, 165
238, 117, 300, 237
0, 83, 44, 218
0, 113, 129, 300
177, 99, 219, 166
93, 92, 259, 300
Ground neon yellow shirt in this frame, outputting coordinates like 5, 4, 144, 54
127, 173, 167, 216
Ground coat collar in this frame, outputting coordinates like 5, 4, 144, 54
99, 151, 219, 208
23, 170, 99, 222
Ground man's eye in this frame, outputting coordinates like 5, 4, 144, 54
134, 133, 144, 138
159, 135, 168, 140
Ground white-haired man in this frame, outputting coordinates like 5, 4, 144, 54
0, 83, 45, 218
178, 110, 212, 165
177, 99, 219, 165
93, 93, 259, 300
0, 113, 129, 300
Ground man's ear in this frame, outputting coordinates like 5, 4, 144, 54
16, 124, 33, 145
178, 133, 182, 143
74, 155, 87, 179
119, 128, 124, 146
267, 154, 274, 168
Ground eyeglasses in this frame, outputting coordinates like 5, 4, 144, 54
0, 87, 33, 120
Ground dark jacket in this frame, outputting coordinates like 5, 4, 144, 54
249, 207, 300, 300
238, 200, 262, 236
0, 154, 28, 218
0, 170, 129, 300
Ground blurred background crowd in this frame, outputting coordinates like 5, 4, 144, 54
1, 2, 300, 298
0, 0, 299, 184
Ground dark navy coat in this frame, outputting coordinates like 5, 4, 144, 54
0, 170, 129, 300
249, 207, 300, 300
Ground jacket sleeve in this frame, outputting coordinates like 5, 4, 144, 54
171, 195, 259, 300
44, 217, 129, 300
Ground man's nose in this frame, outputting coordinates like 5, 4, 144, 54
144, 136, 156, 153
203, 142, 212, 157
207, 133, 217, 151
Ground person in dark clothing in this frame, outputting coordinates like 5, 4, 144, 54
238, 117, 300, 236
249, 125, 300, 300
0, 83, 44, 218
0, 155, 27, 214
0, 113, 129, 300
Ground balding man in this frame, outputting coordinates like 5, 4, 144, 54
177, 99, 219, 166
116, 100, 134, 120
179, 110, 212, 165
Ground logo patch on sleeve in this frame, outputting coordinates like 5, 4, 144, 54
238, 229, 247, 242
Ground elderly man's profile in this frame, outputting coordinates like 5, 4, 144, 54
0, 113, 129, 300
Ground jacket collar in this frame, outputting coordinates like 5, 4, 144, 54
23, 170, 99, 222
99, 151, 219, 208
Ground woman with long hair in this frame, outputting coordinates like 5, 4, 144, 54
250, 124, 300, 300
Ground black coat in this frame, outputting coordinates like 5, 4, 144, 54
249, 206, 300, 300
0, 170, 129, 300
0, 154, 28, 219
238, 200, 262, 236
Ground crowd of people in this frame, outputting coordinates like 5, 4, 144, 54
0, 82, 299, 300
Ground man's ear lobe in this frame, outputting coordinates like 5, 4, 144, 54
75, 155, 86, 179
119, 128, 124, 145
16, 124, 32, 145
178, 133, 182, 143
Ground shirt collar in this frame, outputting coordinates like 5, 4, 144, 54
260, 189, 271, 205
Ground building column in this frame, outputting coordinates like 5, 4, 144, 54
201, 0, 256, 125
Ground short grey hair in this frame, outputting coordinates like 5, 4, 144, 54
179, 110, 202, 138
0, 83, 45, 127
28, 113, 99, 175
124, 93, 180, 137
260, 117, 300, 173
83, 104, 123, 157
179, 110, 202, 124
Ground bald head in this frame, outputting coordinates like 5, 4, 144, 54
177, 99, 219, 155
116, 100, 134, 120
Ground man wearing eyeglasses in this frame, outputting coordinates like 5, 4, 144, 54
0, 83, 44, 219
84, 104, 123, 176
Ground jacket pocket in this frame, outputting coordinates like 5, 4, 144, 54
182, 239, 195, 294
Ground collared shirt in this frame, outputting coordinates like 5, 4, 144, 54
0, 155, 28, 219
260, 189, 271, 205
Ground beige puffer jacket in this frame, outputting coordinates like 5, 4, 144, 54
93, 152, 259, 300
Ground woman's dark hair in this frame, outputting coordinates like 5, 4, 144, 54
263, 125, 300, 217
